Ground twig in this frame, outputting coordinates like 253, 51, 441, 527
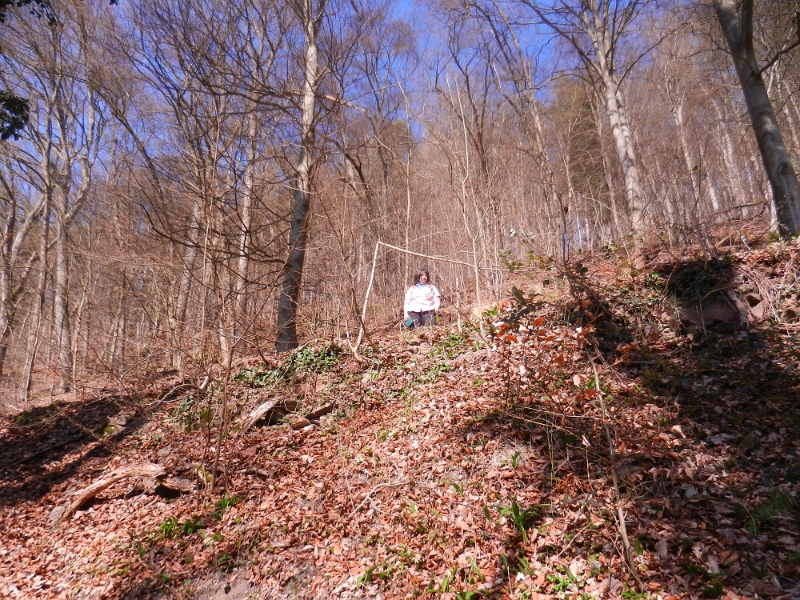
587, 349, 645, 593
347, 480, 408, 519
239, 467, 273, 478
148, 382, 200, 407
551, 524, 591, 561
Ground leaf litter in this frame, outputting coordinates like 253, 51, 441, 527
1, 237, 799, 599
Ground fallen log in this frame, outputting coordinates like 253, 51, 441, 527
235, 399, 280, 438
305, 403, 334, 421
56, 462, 165, 525
159, 476, 195, 493
236, 398, 297, 438
150, 382, 200, 407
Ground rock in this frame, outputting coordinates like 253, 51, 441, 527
319, 414, 336, 429
744, 292, 762, 306
749, 302, 765, 321
682, 299, 739, 326
305, 403, 334, 420
48, 505, 66, 528
288, 416, 311, 430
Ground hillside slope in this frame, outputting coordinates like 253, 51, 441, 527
1, 239, 800, 600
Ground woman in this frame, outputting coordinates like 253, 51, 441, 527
404, 269, 441, 327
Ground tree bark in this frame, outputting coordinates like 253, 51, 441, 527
235, 113, 257, 338
713, 0, 800, 236
53, 193, 74, 393
712, 98, 745, 207
584, 4, 646, 234
276, 0, 324, 352
17, 196, 51, 405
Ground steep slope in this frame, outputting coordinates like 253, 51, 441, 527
1, 238, 800, 600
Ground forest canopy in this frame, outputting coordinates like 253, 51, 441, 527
0, 0, 798, 398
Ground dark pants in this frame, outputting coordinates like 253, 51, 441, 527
409, 310, 435, 327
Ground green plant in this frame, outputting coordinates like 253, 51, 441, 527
433, 330, 480, 358
170, 395, 196, 429
602, 241, 620, 256
168, 394, 213, 432
455, 591, 485, 600
419, 360, 452, 383
743, 489, 797, 537
702, 581, 724, 598
686, 563, 725, 597
503, 259, 524, 274
181, 516, 206, 535
290, 343, 344, 374
426, 568, 456, 594
546, 571, 572, 593
355, 565, 376, 588
500, 551, 536, 579
355, 560, 396, 588
646, 271, 666, 291
157, 516, 205, 539
233, 366, 282, 388
214, 492, 240, 519
13, 401, 64, 425
495, 498, 544, 543
483, 305, 500, 318
511, 451, 521, 469
159, 517, 181, 539
213, 551, 236, 569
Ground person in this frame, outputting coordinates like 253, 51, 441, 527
404, 269, 441, 327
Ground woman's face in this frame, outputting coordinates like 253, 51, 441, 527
419, 273, 428, 284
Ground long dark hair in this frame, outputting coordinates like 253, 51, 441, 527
413, 269, 430, 284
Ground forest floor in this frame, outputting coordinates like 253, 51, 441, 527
1, 235, 800, 600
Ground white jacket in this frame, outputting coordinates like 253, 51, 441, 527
404, 284, 441, 315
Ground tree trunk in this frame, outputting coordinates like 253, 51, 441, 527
598, 72, 645, 234
235, 114, 256, 338
712, 98, 745, 206
713, 0, 800, 235
276, 0, 323, 352
584, 2, 646, 235
53, 185, 73, 393
168, 203, 200, 371
18, 198, 51, 405
0, 193, 14, 378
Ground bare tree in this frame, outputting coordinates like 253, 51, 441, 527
276, 0, 326, 352
510, 0, 658, 234
0, 0, 105, 392
712, 0, 800, 235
